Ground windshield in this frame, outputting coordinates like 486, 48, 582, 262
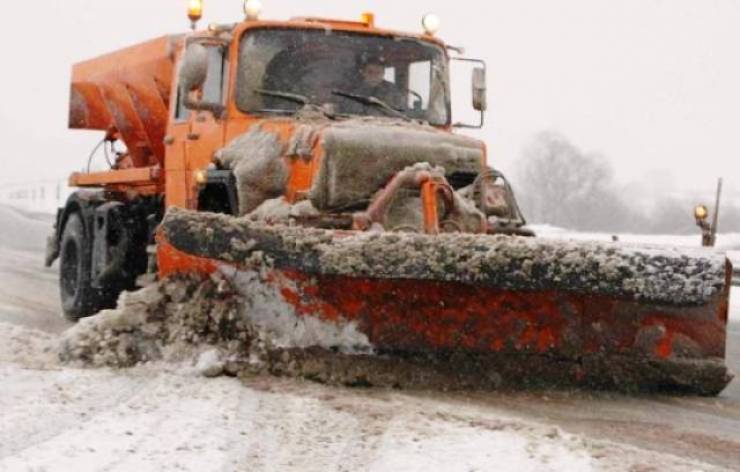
236, 28, 450, 125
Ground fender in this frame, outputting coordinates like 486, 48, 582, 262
45, 190, 106, 267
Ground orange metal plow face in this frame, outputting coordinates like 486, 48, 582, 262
158, 209, 733, 395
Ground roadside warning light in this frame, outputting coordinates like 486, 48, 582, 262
244, 0, 263, 20
421, 13, 441, 35
694, 205, 708, 221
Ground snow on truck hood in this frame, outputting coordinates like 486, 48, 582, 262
309, 120, 484, 211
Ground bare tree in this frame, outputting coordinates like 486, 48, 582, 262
514, 131, 740, 234
515, 131, 642, 231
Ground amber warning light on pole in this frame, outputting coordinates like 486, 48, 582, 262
188, 0, 203, 29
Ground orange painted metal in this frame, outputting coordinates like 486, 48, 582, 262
290, 17, 374, 29
157, 233, 218, 278
69, 167, 161, 187
273, 269, 728, 361
222, 117, 329, 207
420, 180, 441, 234
70, 35, 183, 169
285, 129, 325, 203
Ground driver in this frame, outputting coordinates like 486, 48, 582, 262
354, 53, 405, 111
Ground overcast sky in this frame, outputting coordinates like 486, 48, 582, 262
1, 0, 738, 201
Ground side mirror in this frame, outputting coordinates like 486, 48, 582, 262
472, 67, 487, 112
451, 57, 486, 129
178, 43, 226, 117
179, 43, 209, 94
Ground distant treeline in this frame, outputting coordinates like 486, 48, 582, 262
513, 132, 738, 235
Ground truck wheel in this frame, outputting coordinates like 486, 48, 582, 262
59, 213, 105, 321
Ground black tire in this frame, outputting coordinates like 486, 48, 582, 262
59, 213, 106, 321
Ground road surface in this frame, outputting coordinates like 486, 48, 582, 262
0, 205, 738, 471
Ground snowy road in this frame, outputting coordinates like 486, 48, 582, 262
1, 205, 739, 471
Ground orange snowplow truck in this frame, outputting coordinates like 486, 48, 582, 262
47, 7, 733, 394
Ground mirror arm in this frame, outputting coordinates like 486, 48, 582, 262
184, 96, 226, 119
452, 110, 484, 129
182, 86, 226, 119
450, 57, 487, 128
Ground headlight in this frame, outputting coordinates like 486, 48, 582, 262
194, 169, 207, 185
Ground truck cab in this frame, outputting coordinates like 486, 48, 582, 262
49, 11, 504, 321
167, 16, 484, 213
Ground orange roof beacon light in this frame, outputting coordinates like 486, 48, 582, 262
188, 0, 204, 30
361, 12, 375, 27
244, 0, 263, 21
421, 13, 441, 35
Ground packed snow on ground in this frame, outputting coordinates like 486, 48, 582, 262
0, 323, 727, 472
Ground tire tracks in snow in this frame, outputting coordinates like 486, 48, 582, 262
0, 368, 161, 463
235, 380, 397, 470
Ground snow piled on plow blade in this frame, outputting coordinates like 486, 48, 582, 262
162, 208, 727, 306
220, 265, 373, 353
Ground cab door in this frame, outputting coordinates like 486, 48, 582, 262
163, 51, 193, 210
186, 43, 229, 172
166, 41, 229, 210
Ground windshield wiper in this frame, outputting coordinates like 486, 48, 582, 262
254, 88, 311, 105
331, 90, 411, 121
254, 89, 340, 119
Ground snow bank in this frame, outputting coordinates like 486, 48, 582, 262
220, 264, 372, 353
532, 224, 740, 250
58, 275, 255, 374
0, 322, 57, 369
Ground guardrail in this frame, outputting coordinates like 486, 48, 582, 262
0, 179, 72, 215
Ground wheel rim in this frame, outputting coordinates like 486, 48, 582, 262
61, 239, 80, 299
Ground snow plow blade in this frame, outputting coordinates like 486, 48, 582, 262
158, 209, 733, 395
